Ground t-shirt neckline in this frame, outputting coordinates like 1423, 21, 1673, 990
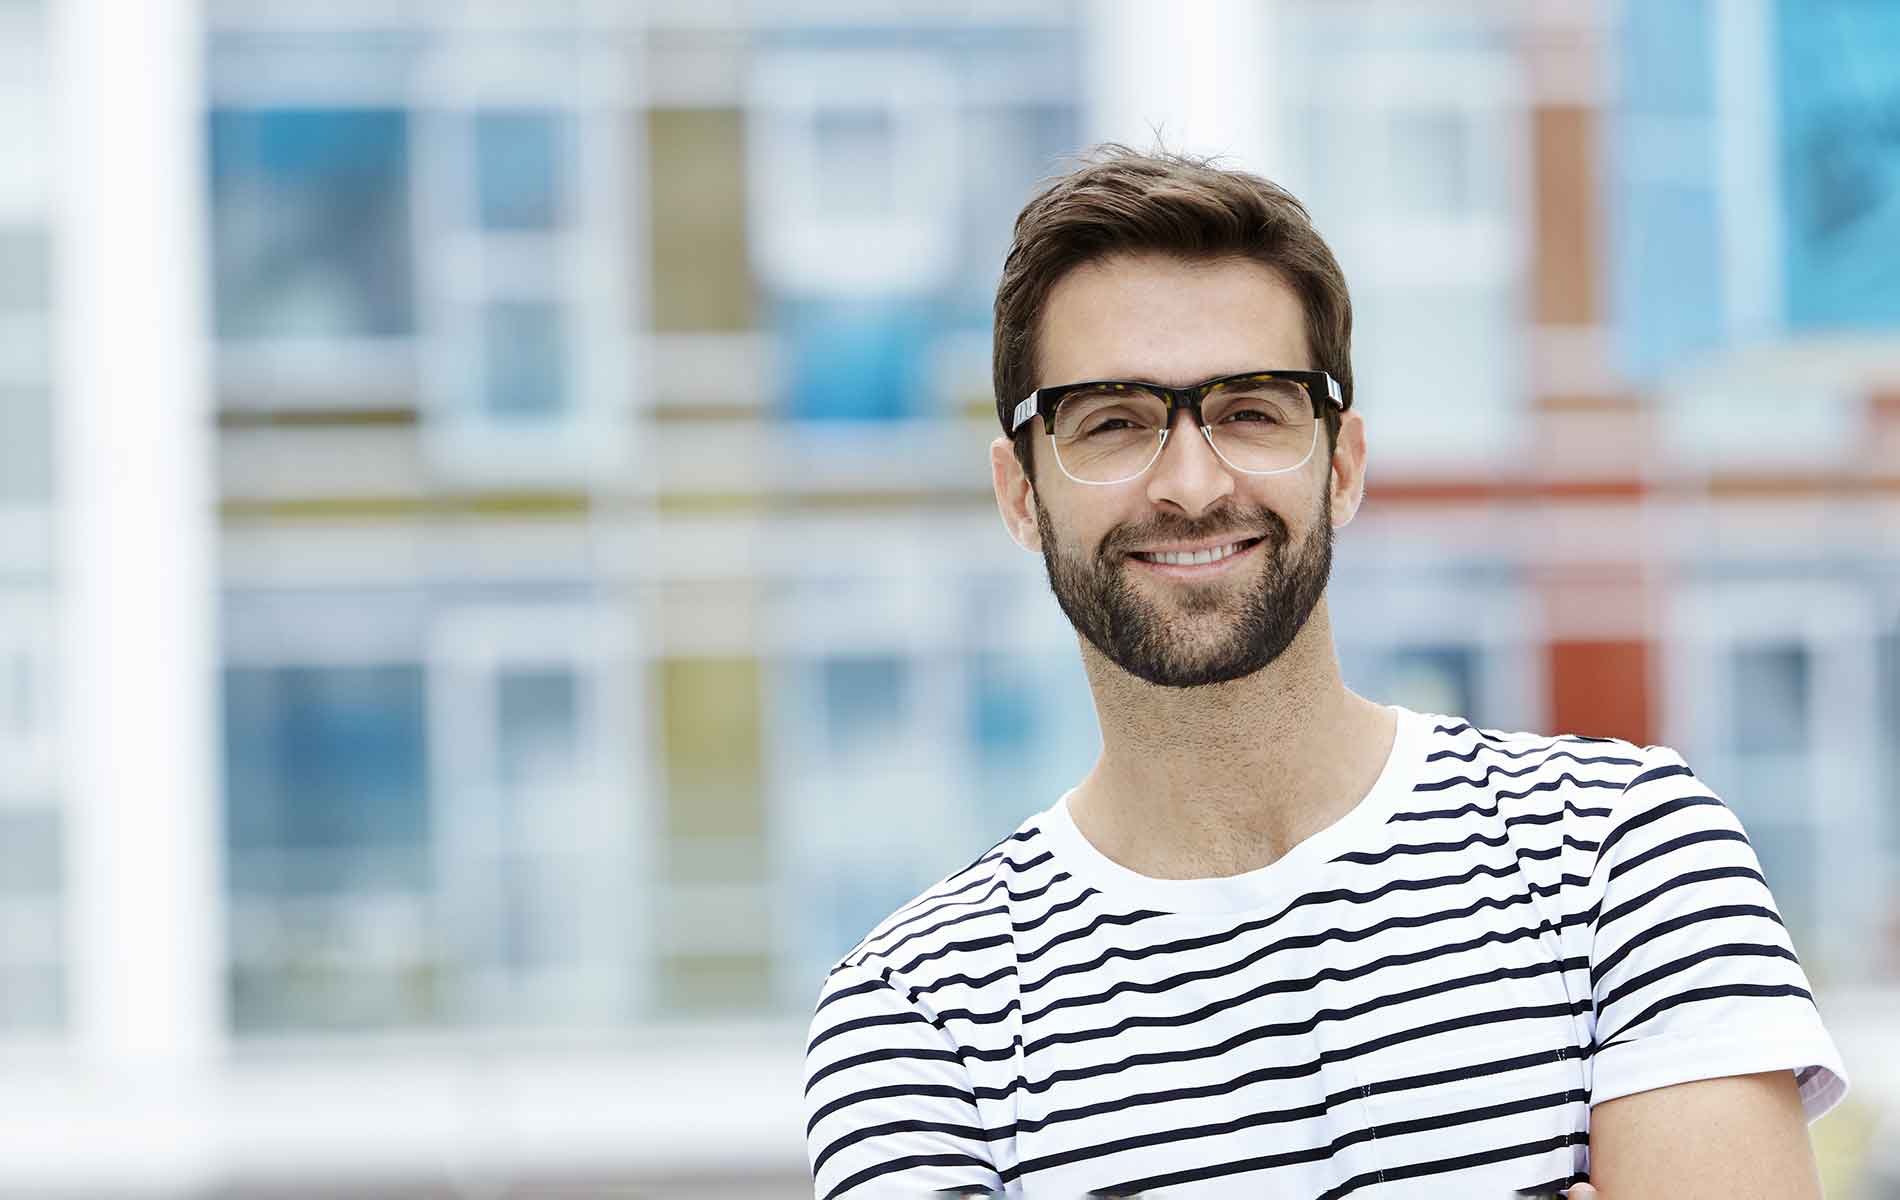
1037, 703, 1429, 916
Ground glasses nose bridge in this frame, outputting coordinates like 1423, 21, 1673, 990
1157, 382, 1211, 432
1145, 383, 1230, 485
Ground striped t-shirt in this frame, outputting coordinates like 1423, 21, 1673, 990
803, 704, 1849, 1198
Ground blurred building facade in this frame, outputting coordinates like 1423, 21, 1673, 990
4, 0, 1898, 1195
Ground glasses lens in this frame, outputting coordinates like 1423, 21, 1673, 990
1202, 376, 1317, 473
1050, 385, 1167, 483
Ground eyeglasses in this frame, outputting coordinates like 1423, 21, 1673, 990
1010, 369, 1345, 486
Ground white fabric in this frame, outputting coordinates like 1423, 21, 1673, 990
804, 705, 1849, 1198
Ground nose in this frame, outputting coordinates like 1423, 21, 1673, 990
1143, 405, 1235, 518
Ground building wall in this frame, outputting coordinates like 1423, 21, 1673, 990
2, 0, 1895, 1192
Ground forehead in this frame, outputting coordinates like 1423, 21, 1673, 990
1036, 252, 1309, 388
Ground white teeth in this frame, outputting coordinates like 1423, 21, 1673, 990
1141, 542, 1244, 566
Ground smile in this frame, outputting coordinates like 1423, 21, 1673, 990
1129, 537, 1263, 569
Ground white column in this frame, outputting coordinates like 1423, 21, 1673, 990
1083, 0, 1286, 175
52, 0, 222, 1071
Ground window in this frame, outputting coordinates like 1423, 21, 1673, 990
0, 387, 49, 504
1717, 642, 1816, 945
0, 227, 48, 314
647, 108, 755, 332
1339, 640, 1482, 724
480, 300, 568, 420
1878, 627, 1900, 863
425, 604, 636, 1025
1389, 109, 1471, 217
746, 48, 958, 297
1385, 645, 1480, 721
411, 100, 630, 480
0, 591, 56, 799
223, 663, 435, 1032
657, 657, 770, 1015
1774, 0, 1900, 330
0, 808, 61, 1033
474, 109, 567, 231
209, 108, 415, 340
966, 650, 1097, 834
780, 296, 932, 422
224, 665, 430, 881
771, 647, 963, 998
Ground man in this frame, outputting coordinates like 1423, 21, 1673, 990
803, 147, 1848, 1198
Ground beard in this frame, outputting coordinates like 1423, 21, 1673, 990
1035, 484, 1333, 689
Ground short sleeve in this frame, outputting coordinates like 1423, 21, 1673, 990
805, 962, 1005, 1199
1585, 745, 1850, 1123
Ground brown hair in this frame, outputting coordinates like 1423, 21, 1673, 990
993, 144, 1354, 477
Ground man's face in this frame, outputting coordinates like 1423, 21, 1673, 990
1013, 252, 1340, 689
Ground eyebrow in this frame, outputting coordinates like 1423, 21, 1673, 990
1053, 367, 1288, 388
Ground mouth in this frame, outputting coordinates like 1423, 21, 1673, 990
1127, 536, 1265, 575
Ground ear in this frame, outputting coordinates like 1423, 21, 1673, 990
1328, 409, 1368, 529
990, 436, 1042, 552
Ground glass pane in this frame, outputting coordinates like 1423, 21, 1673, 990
1748, 819, 1816, 951
0, 809, 59, 894
494, 855, 582, 972
474, 109, 565, 230
781, 297, 930, 421
1880, 628, 1899, 859
1389, 109, 1470, 216
1387, 645, 1478, 719
223, 665, 430, 878
952, 106, 1077, 314
209, 108, 414, 339
482, 300, 567, 419
657, 951, 770, 1015
1354, 285, 1519, 460
0, 227, 48, 313
496, 668, 578, 795
646, 108, 755, 332
813, 107, 894, 218
966, 650, 1097, 834
821, 655, 905, 759
0, 965, 61, 1032
660, 658, 764, 860
0, 387, 50, 503
1731, 643, 1809, 753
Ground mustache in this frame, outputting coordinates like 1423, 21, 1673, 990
1098, 504, 1288, 559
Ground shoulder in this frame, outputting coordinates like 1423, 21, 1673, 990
816, 819, 1051, 1005
1410, 713, 1658, 808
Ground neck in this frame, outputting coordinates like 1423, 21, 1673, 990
1069, 598, 1398, 880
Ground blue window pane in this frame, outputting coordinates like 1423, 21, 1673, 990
969, 658, 1034, 755
1731, 644, 1809, 753
224, 665, 429, 867
1386, 645, 1477, 720
1609, 1, 1723, 376
781, 298, 931, 421
497, 668, 578, 793
966, 650, 1097, 833
821, 656, 905, 755
1880, 629, 1900, 858
482, 301, 567, 418
475, 109, 565, 230
209, 108, 414, 338
0, 387, 50, 503
0, 809, 60, 895
1776, 0, 1900, 330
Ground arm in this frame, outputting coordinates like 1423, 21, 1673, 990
805, 963, 1004, 1199
1577, 747, 1849, 1196
1580, 1068, 1822, 1198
